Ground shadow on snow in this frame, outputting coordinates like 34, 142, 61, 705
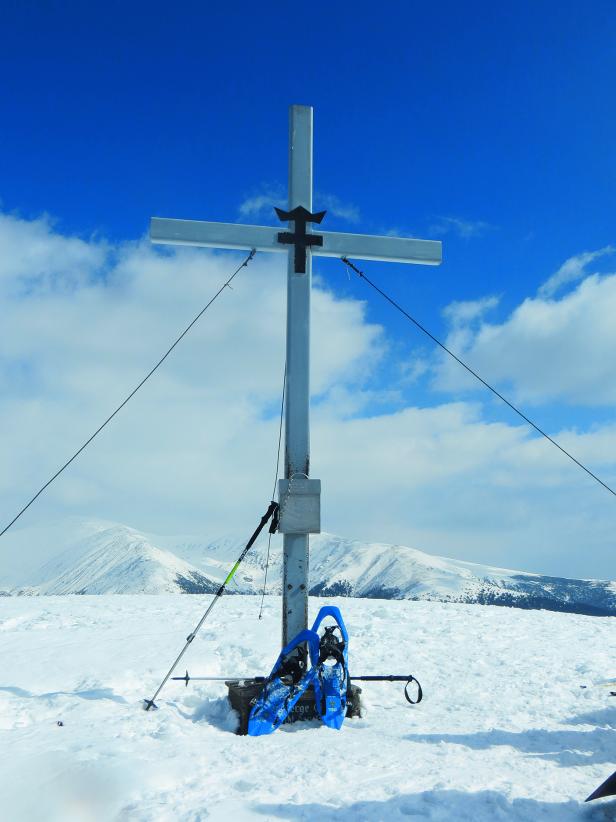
255, 790, 616, 821
0, 684, 127, 703
404, 727, 614, 768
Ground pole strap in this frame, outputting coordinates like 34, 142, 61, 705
350, 674, 423, 705
403, 676, 423, 705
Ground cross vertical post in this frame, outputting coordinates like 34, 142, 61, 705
149, 102, 442, 664
282, 105, 313, 645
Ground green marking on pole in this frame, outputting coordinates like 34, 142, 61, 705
224, 561, 241, 586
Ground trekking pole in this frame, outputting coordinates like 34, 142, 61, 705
171, 670, 423, 704
172, 672, 266, 685
143, 501, 279, 711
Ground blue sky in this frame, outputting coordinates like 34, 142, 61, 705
1, 1, 614, 370
1, 2, 615, 578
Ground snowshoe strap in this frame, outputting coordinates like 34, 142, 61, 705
311, 606, 349, 645
318, 626, 346, 671
276, 647, 308, 685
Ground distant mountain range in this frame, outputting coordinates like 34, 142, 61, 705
1, 518, 615, 616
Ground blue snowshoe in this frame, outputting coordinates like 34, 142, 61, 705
247, 628, 320, 736
311, 606, 349, 730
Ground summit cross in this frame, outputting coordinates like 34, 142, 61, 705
150, 104, 442, 646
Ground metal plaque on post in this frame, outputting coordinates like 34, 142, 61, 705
278, 478, 321, 534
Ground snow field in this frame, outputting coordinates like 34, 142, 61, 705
1, 595, 615, 821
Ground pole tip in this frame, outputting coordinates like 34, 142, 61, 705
142, 699, 158, 712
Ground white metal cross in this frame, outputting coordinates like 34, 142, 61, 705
150, 104, 442, 646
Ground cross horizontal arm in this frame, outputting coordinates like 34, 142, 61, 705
151, 218, 442, 266
318, 231, 441, 265
150, 218, 286, 254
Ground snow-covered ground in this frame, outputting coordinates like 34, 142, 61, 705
1, 594, 615, 821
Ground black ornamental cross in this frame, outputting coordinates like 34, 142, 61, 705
275, 206, 326, 273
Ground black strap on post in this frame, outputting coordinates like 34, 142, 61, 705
143, 500, 279, 712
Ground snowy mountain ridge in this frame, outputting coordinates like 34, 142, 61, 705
1, 517, 615, 616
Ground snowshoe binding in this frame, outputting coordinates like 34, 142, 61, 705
247, 628, 320, 736
311, 606, 349, 730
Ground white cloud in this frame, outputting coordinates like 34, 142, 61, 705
442, 295, 500, 326
238, 184, 285, 220
429, 216, 493, 238
434, 266, 616, 406
538, 245, 613, 298
0, 212, 109, 296
314, 404, 616, 579
400, 357, 430, 384
238, 185, 359, 223
317, 194, 360, 223
1, 214, 615, 580
0, 209, 384, 539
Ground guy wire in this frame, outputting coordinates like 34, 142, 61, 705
341, 256, 616, 500
258, 360, 286, 619
0, 249, 257, 539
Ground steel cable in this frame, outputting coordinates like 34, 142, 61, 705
341, 256, 616, 499
0, 249, 257, 539
258, 361, 286, 619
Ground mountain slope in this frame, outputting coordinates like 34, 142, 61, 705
2, 518, 615, 615
4, 521, 219, 596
